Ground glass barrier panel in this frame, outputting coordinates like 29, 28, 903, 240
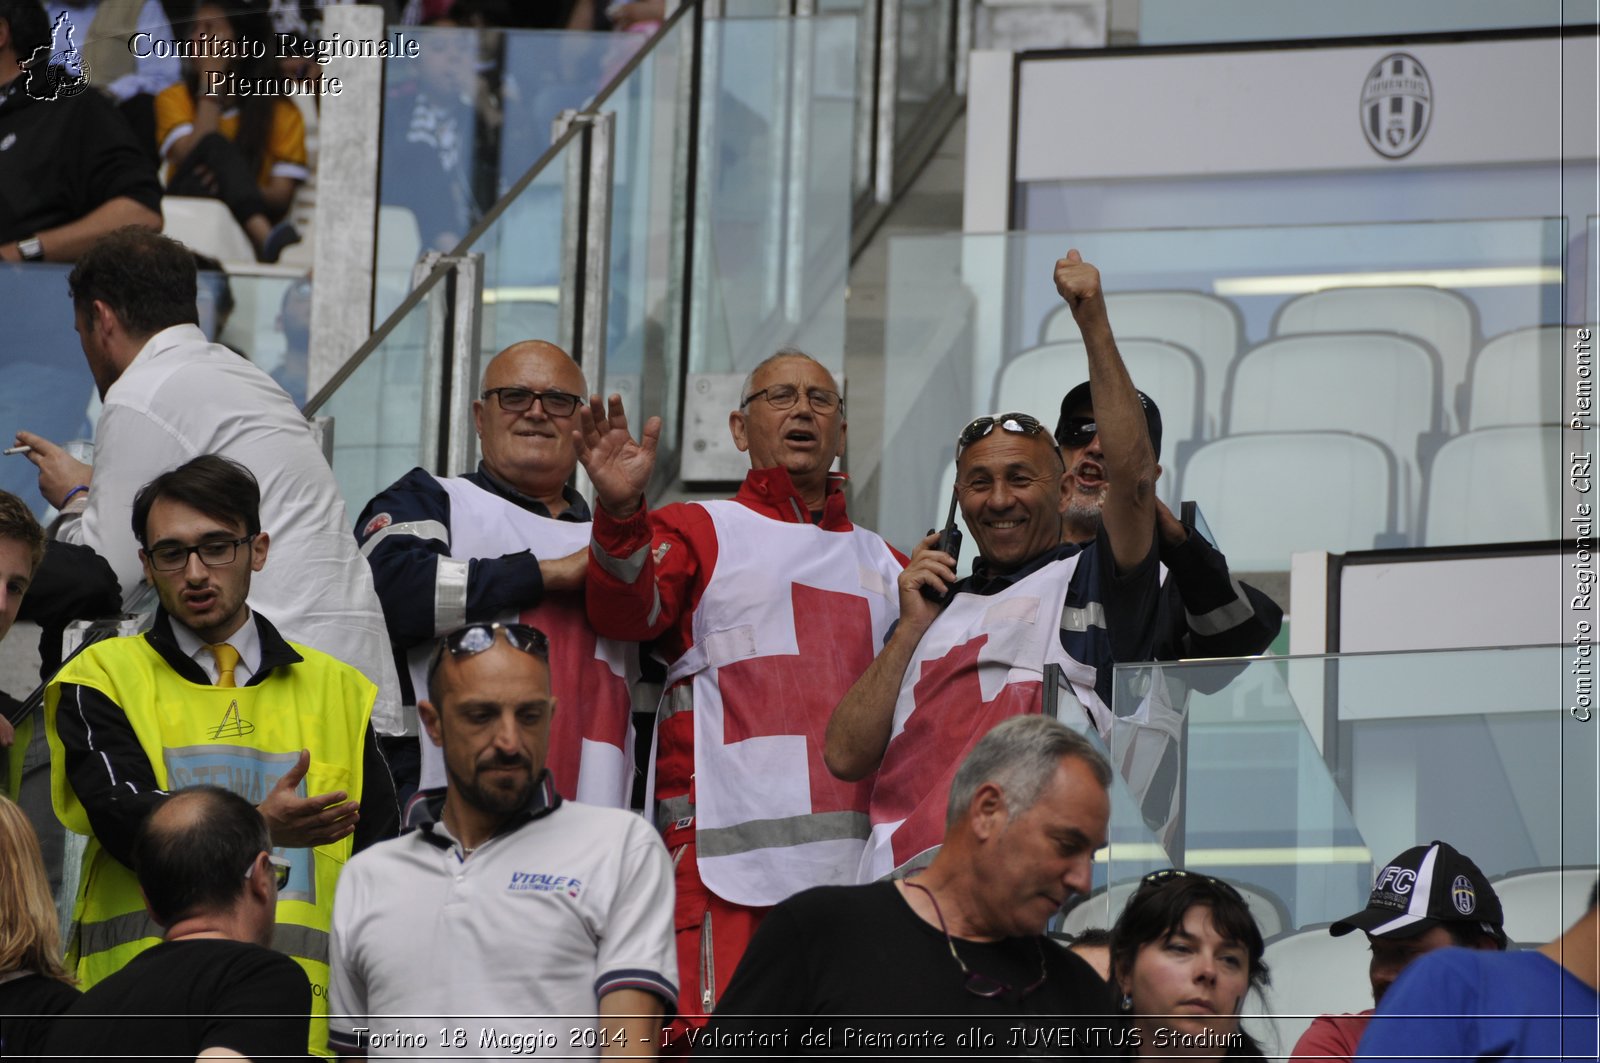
377, 27, 642, 322
210, 271, 314, 409
311, 268, 446, 511
690, 15, 857, 381
1113, 647, 1596, 1055
0, 264, 98, 520
875, 220, 1568, 569
599, 12, 691, 452
894, 0, 953, 151
463, 132, 578, 430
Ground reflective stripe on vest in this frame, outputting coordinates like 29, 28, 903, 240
45, 633, 373, 1056
673, 500, 903, 908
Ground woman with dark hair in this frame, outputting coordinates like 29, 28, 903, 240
1109, 869, 1271, 1059
154, 0, 306, 261
0, 794, 79, 1063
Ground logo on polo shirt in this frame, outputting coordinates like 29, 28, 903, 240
1451, 875, 1477, 914
508, 871, 583, 898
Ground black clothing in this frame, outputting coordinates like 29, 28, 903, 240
45, 939, 310, 1062
17, 539, 123, 679
167, 131, 270, 225
1151, 526, 1282, 681
0, 972, 80, 1063
0, 73, 162, 244
52, 610, 399, 868
699, 882, 1120, 1058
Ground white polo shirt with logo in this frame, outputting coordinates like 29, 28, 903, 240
328, 783, 677, 1058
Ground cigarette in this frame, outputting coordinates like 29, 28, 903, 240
3, 445, 31, 455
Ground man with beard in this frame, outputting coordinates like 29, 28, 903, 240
1053, 382, 1281, 843
328, 622, 676, 1060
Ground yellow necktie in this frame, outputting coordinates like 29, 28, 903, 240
208, 643, 241, 688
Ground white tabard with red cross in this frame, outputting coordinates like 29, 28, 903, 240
859, 555, 1101, 883
412, 477, 638, 808
666, 500, 903, 908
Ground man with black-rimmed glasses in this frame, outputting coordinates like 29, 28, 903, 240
43, 454, 395, 1055
355, 339, 640, 811
827, 250, 1164, 884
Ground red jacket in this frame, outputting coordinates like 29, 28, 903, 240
587, 467, 907, 809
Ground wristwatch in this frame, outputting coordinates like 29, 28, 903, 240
17, 236, 43, 261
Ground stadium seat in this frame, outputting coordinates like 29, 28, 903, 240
1255, 923, 1372, 1055
1041, 290, 1242, 436
161, 196, 255, 265
1422, 426, 1566, 546
1272, 286, 1477, 431
995, 338, 1203, 498
1225, 332, 1439, 535
1178, 432, 1399, 571
1466, 326, 1567, 429
1491, 866, 1600, 945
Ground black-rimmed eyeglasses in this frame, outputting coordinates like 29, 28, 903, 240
956, 412, 1047, 456
741, 385, 844, 414
482, 387, 581, 417
426, 622, 550, 685
145, 536, 256, 572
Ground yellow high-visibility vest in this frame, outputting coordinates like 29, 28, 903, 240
45, 632, 375, 1056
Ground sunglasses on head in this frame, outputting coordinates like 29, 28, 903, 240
426, 622, 550, 685
1138, 867, 1247, 904
956, 412, 1047, 456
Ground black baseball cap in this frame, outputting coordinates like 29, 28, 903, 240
1055, 382, 1163, 462
1330, 841, 1505, 942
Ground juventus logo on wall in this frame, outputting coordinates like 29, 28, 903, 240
1360, 52, 1433, 159
210, 700, 257, 739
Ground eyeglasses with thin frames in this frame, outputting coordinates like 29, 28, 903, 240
145, 536, 256, 572
740, 384, 844, 414
903, 878, 1048, 999
481, 387, 581, 417
426, 622, 551, 685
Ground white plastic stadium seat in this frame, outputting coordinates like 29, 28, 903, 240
1254, 923, 1373, 1055
1042, 291, 1241, 437
1422, 426, 1566, 546
1466, 326, 1567, 429
1273, 286, 1476, 431
1178, 432, 1398, 571
996, 339, 1203, 504
1226, 332, 1439, 536
161, 196, 255, 264
1491, 867, 1599, 945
